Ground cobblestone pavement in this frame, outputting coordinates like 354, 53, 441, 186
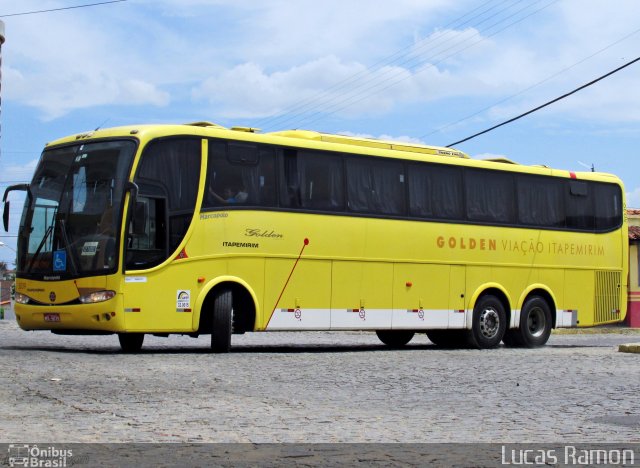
0, 319, 639, 444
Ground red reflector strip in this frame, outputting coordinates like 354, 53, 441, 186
351, 309, 360, 312
456, 310, 465, 313
125, 308, 141, 313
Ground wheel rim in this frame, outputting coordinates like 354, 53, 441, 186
527, 306, 546, 338
479, 307, 500, 339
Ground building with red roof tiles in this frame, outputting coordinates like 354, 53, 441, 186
628, 210, 640, 327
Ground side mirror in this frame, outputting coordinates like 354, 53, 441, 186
125, 181, 139, 204
3, 200, 9, 232
2, 183, 31, 232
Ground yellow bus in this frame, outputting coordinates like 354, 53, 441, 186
3, 122, 627, 352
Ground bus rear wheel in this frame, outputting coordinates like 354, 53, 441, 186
503, 296, 552, 347
118, 333, 144, 353
376, 330, 414, 348
211, 289, 233, 353
426, 330, 469, 348
468, 295, 506, 349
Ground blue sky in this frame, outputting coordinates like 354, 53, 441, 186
0, 0, 639, 264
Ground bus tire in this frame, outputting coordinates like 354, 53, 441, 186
211, 289, 233, 353
468, 295, 506, 349
376, 330, 414, 348
505, 296, 552, 347
118, 333, 144, 353
426, 330, 469, 348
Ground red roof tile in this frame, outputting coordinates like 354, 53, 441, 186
630, 225, 640, 240
628, 209, 640, 216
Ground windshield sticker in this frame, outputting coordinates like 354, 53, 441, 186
81, 241, 99, 256
53, 251, 67, 272
176, 290, 192, 312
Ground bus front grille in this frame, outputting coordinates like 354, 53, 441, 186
594, 270, 621, 325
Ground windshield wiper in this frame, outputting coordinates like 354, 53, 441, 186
26, 224, 53, 273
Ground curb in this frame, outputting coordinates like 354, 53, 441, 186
553, 327, 640, 335
618, 343, 640, 354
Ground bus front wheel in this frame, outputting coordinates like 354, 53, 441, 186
211, 289, 233, 353
376, 330, 414, 348
503, 296, 552, 347
118, 333, 144, 353
468, 295, 506, 349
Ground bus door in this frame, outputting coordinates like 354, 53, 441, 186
121, 138, 203, 332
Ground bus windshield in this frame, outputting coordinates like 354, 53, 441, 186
18, 140, 136, 279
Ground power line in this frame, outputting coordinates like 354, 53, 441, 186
254, 0, 507, 130
294, 0, 557, 132
0, 1, 127, 18
446, 55, 640, 147
262, 0, 546, 131
422, 26, 640, 140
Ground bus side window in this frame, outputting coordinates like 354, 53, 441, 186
203, 141, 276, 209
517, 175, 565, 228
280, 149, 301, 208
408, 163, 463, 220
297, 151, 344, 211
126, 196, 168, 269
566, 180, 594, 230
466, 169, 515, 224
346, 157, 405, 215
126, 138, 200, 270
594, 183, 622, 231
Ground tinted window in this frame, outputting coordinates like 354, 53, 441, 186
517, 176, 565, 227
466, 170, 515, 223
128, 138, 201, 269
280, 150, 344, 211
566, 181, 594, 230
203, 141, 277, 208
408, 163, 463, 219
594, 183, 622, 230
346, 157, 405, 215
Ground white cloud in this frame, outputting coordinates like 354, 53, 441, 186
3, 0, 640, 126
2, 2, 173, 119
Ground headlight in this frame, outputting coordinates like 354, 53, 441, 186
14, 292, 30, 304
79, 290, 116, 304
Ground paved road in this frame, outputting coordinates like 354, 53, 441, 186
0, 318, 639, 444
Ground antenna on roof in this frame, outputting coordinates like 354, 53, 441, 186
95, 118, 110, 131
577, 161, 595, 172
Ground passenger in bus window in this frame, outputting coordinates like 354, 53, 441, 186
209, 184, 248, 204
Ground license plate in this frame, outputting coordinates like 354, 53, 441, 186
44, 313, 60, 322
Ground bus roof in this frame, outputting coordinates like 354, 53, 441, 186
45, 121, 622, 185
